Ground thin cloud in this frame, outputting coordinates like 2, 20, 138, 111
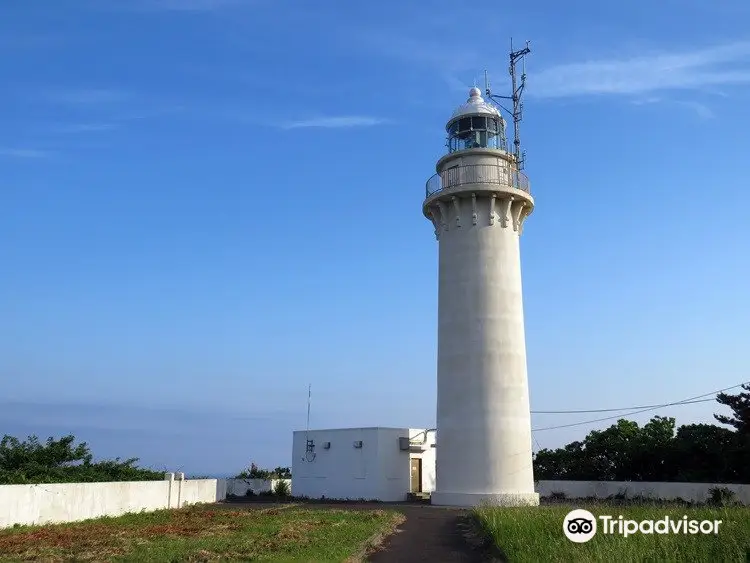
0, 148, 50, 159
531, 40, 750, 98
113, 0, 254, 11
280, 116, 390, 130
0, 34, 62, 50
42, 105, 184, 138
51, 123, 119, 133
356, 33, 478, 73
631, 97, 715, 119
677, 101, 715, 119
45, 89, 130, 105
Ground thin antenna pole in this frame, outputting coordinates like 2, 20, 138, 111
484, 39, 531, 170
306, 383, 311, 433
509, 41, 531, 170
484, 70, 489, 96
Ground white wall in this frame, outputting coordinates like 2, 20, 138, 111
536, 480, 750, 505
409, 428, 436, 494
0, 474, 226, 529
291, 427, 434, 502
225, 478, 291, 497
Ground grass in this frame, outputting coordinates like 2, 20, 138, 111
0, 503, 404, 562
474, 503, 750, 562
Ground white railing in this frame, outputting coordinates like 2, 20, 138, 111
425, 164, 530, 198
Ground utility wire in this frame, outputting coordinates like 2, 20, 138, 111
531, 381, 747, 433
532, 398, 713, 414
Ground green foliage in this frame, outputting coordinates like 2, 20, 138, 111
234, 462, 291, 480
715, 383, 750, 435
534, 387, 750, 484
0, 434, 163, 484
273, 479, 291, 498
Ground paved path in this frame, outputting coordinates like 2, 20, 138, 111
218, 499, 495, 562
367, 505, 491, 563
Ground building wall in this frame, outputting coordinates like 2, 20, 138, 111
291, 427, 434, 501
537, 480, 750, 505
0, 475, 226, 529
409, 428, 436, 494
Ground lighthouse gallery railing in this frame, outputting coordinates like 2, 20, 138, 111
425, 164, 530, 198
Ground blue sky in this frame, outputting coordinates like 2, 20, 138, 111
2, 0, 749, 476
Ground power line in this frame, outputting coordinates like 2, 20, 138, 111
531, 381, 747, 433
532, 398, 713, 414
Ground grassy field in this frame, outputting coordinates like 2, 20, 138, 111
474, 503, 750, 562
0, 504, 403, 562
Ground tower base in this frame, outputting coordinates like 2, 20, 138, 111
430, 491, 540, 508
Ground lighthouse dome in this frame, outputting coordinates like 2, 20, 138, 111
445, 87, 507, 152
450, 87, 502, 119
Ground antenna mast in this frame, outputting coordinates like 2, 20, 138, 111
306, 383, 311, 433
303, 383, 316, 462
484, 38, 531, 170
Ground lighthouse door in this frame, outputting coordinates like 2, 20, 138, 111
410, 458, 423, 493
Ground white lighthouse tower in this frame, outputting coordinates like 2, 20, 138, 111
424, 63, 539, 506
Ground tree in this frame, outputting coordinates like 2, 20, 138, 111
234, 463, 291, 480
0, 434, 163, 484
532, 387, 750, 484
715, 383, 750, 435
670, 424, 742, 483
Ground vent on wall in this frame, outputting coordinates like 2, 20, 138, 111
353, 440, 363, 448
322, 442, 331, 449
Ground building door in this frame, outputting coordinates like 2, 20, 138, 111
410, 458, 422, 493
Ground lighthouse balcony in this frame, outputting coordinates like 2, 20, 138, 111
425, 163, 530, 199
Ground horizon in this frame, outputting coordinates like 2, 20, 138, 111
2, 0, 749, 476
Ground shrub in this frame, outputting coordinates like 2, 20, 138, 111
273, 480, 291, 498
708, 486, 738, 506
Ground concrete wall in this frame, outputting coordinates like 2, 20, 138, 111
225, 478, 292, 497
291, 427, 434, 501
0, 474, 226, 529
536, 480, 750, 505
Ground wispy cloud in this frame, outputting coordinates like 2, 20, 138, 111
0, 34, 62, 50
677, 101, 715, 119
532, 40, 750, 98
279, 116, 390, 130
631, 97, 715, 119
0, 148, 51, 159
51, 123, 119, 133
111, 0, 254, 12
356, 33, 478, 73
45, 89, 130, 105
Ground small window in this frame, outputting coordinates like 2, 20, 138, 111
471, 116, 487, 130
457, 117, 472, 132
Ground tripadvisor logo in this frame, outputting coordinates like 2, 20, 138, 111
563, 509, 723, 543
563, 509, 597, 543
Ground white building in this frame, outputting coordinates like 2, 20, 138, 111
291, 428, 435, 502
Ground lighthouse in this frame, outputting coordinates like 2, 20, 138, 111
424, 85, 539, 507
